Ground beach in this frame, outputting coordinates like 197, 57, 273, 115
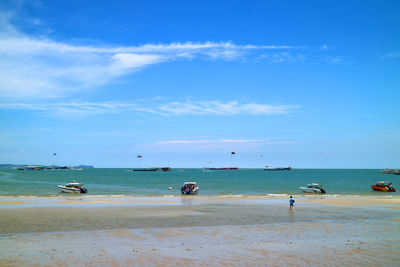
1, 0, 399, 265
1, 195, 399, 266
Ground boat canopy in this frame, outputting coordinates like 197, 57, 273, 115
307, 183, 323, 188
184, 182, 197, 185
376, 181, 391, 186
65, 182, 83, 187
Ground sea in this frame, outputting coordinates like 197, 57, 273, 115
0, 168, 398, 197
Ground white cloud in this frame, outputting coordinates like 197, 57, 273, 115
0, 11, 341, 100
158, 101, 297, 116
109, 53, 165, 75
0, 100, 298, 116
0, 11, 301, 99
0, 37, 297, 98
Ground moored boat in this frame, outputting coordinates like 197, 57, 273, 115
299, 183, 326, 194
57, 182, 88, 193
371, 181, 396, 192
264, 167, 292, 171
203, 167, 239, 171
181, 182, 199, 195
380, 169, 400, 175
131, 167, 172, 171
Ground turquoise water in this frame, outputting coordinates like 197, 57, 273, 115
0, 168, 398, 196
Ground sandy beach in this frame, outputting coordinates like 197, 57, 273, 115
1, 195, 399, 266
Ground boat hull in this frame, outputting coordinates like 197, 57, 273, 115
299, 187, 325, 194
57, 186, 87, 193
371, 185, 396, 192
181, 188, 199, 195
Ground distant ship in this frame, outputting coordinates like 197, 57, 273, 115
203, 167, 239, 171
380, 169, 400, 175
131, 167, 172, 172
264, 166, 293, 171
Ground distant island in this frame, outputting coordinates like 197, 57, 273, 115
0, 164, 94, 169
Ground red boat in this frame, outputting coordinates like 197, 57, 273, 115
371, 181, 396, 192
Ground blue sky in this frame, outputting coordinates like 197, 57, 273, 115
0, 0, 399, 168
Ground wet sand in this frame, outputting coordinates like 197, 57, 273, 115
0, 195, 399, 266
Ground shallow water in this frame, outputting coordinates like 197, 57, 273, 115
0, 168, 398, 196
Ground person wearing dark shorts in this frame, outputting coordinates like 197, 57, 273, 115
289, 196, 295, 210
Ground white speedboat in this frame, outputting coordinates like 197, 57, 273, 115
181, 182, 199, 195
57, 182, 88, 193
299, 183, 326, 194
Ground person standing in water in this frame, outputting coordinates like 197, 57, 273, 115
289, 196, 295, 210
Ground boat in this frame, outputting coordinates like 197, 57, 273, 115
264, 167, 292, 171
131, 167, 172, 172
181, 182, 199, 195
371, 181, 396, 192
57, 182, 88, 193
380, 169, 400, 175
203, 167, 239, 171
299, 183, 326, 194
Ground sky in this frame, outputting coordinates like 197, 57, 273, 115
0, 0, 399, 168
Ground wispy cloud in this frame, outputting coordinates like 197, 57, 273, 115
270, 52, 306, 63
0, 100, 298, 116
0, 10, 344, 100
0, 37, 295, 98
0, 11, 334, 100
157, 101, 297, 115
0, 11, 296, 99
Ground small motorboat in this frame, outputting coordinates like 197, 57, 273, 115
299, 183, 326, 194
371, 181, 396, 192
57, 182, 88, 193
181, 182, 199, 195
